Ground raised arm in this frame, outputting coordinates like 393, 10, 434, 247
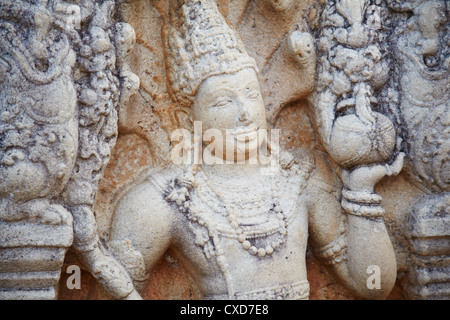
307, 151, 404, 299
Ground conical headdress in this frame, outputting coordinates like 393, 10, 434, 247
164, 0, 258, 107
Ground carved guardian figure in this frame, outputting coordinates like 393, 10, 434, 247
0, 0, 78, 299
391, 0, 449, 300
107, 0, 403, 300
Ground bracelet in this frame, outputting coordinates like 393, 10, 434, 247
341, 198, 385, 218
341, 188, 382, 205
314, 233, 347, 266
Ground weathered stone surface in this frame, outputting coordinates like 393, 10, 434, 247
0, 0, 139, 299
1, 0, 448, 300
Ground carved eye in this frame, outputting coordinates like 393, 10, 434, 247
212, 98, 232, 108
247, 90, 259, 100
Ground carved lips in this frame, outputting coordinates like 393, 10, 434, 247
231, 124, 258, 143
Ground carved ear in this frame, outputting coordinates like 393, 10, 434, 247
174, 106, 193, 132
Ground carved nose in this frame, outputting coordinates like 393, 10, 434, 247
239, 111, 250, 123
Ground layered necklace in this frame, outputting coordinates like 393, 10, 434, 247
164, 161, 313, 298
194, 166, 296, 258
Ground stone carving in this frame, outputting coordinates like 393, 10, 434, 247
235, 0, 318, 124
1, 0, 448, 301
0, 0, 79, 299
315, 0, 449, 300
0, 0, 138, 299
107, 0, 403, 300
315, 0, 398, 168
388, 0, 449, 299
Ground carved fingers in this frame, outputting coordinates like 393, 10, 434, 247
339, 151, 405, 192
384, 152, 405, 177
339, 165, 384, 192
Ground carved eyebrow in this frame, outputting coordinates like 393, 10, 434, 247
242, 80, 259, 89
215, 86, 236, 94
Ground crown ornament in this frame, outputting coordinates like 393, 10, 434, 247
164, 0, 258, 107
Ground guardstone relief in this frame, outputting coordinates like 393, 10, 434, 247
0, 0, 448, 300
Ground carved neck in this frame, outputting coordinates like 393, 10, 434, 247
198, 162, 266, 182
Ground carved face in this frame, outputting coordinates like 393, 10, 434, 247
193, 67, 268, 161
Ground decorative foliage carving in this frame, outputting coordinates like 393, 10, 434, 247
0, 0, 139, 300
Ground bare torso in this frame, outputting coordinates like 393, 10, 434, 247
110, 160, 314, 299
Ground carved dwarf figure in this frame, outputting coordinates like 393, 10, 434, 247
107, 0, 404, 300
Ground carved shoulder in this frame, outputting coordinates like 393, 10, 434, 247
109, 171, 177, 256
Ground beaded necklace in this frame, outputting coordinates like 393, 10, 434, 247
197, 166, 289, 258
164, 158, 314, 298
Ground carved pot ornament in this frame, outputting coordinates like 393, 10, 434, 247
315, 0, 399, 170
329, 102, 396, 168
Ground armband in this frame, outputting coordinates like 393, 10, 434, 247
314, 233, 347, 266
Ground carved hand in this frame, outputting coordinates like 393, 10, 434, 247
339, 151, 405, 192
